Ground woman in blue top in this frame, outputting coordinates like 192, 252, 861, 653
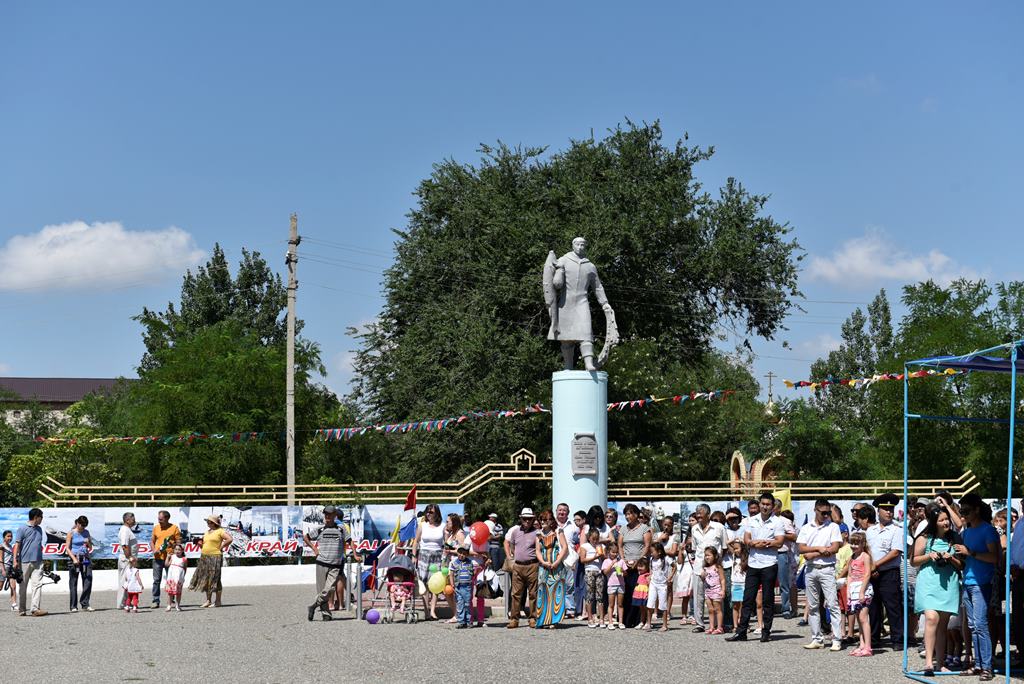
65, 516, 94, 612
953, 495, 1000, 680
912, 503, 962, 676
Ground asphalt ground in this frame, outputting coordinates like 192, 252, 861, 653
4, 585, 944, 683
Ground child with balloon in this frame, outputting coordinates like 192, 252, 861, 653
448, 541, 476, 628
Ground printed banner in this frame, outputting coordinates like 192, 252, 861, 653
0, 504, 464, 560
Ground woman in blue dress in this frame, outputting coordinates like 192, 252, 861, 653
534, 510, 568, 629
912, 503, 963, 677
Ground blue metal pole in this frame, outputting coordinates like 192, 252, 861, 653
1004, 345, 1017, 683
903, 364, 911, 675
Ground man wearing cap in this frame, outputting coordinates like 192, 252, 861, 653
796, 499, 843, 650
304, 505, 354, 621
507, 507, 539, 629
866, 493, 904, 649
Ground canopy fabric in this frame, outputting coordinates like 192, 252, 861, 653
907, 343, 1024, 374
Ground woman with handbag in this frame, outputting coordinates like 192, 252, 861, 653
912, 503, 963, 676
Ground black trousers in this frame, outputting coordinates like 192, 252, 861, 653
622, 568, 641, 627
1012, 571, 1024, 658
69, 562, 93, 609
737, 564, 777, 635
869, 567, 903, 646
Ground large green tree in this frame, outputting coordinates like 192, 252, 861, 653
53, 248, 339, 491
350, 122, 802, 487
802, 279, 1024, 487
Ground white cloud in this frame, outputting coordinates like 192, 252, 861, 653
797, 334, 842, 358
838, 73, 881, 95
0, 220, 205, 291
806, 228, 979, 287
333, 350, 357, 375
0, 362, 10, 373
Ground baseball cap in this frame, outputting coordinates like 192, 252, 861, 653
488, 513, 499, 520
323, 505, 338, 514
914, 498, 933, 508
520, 507, 535, 518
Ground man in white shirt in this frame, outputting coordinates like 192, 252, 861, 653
1011, 507, 1024, 664
727, 492, 785, 643
689, 503, 726, 632
796, 499, 843, 651
866, 493, 904, 649
554, 503, 580, 617
116, 512, 138, 610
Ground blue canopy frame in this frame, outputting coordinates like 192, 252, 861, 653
902, 340, 1023, 683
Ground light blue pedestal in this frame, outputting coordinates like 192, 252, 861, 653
551, 370, 608, 514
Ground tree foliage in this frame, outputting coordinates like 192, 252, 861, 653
349, 122, 802, 488
791, 279, 1024, 487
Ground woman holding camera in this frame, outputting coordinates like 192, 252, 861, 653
66, 516, 94, 612
912, 503, 963, 677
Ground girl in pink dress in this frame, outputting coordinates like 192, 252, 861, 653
837, 532, 874, 657
164, 544, 187, 612
701, 547, 725, 634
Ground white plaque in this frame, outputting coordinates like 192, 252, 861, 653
571, 432, 598, 475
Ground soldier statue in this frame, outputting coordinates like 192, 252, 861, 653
543, 237, 619, 371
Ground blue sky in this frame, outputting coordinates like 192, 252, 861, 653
1, 2, 1020, 403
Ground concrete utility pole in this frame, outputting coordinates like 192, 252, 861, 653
286, 213, 300, 505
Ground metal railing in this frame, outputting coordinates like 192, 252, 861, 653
37, 450, 978, 506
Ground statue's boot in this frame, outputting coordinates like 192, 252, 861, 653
581, 342, 596, 372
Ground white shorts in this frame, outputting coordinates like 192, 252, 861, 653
646, 583, 668, 610
607, 585, 623, 595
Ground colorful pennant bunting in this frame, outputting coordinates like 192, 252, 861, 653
784, 367, 962, 391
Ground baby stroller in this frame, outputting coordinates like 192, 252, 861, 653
380, 553, 419, 624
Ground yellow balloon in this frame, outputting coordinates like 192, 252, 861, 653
427, 572, 447, 595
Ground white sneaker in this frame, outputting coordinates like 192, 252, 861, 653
84, 607, 95, 612
175, 605, 182, 612
830, 641, 842, 652
124, 607, 130, 613
607, 623, 616, 630
70, 608, 78, 613
804, 640, 824, 649
752, 628, 762, 635
166, 605, 172, 612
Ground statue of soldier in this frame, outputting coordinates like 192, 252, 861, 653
543, 237, 618, 371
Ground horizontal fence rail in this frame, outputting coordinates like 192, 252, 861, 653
38, 451, 979, 506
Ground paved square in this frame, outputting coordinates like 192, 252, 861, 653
7, 585, 912, 683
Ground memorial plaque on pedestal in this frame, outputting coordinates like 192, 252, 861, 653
571, 432, 598, 475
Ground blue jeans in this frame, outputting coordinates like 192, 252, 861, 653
455, 584, 472, 625
963, 583, 993, 671
777, 552, 792, 616
152, 558, 165, 603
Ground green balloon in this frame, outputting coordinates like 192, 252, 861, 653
441, 566, 449, 576
429, 563, 439, 573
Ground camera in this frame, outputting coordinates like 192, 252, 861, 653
42, 569, 61, 584
934, 556, 948, 567
7, 566, 23, 582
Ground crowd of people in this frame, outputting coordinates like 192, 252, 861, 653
0, 508, 232, 615
3, 492, 1023, 680
396, 492, 1020, 680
